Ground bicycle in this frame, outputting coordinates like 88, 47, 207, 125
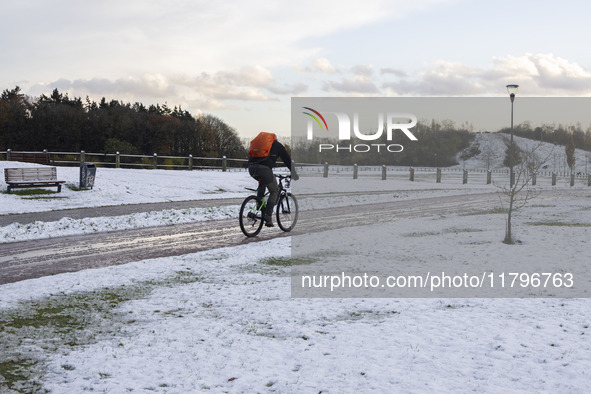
239, 174, 299, 237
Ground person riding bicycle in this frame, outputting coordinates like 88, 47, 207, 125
248, 132, 298, 227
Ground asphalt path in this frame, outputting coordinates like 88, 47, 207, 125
0, 189, 587, 285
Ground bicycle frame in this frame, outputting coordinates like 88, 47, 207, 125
240, 174, 297, 236
246, 174, 289, 217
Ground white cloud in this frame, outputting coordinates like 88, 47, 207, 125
380, 68, 407, 78
350, 64, 374, 77
383, 54, 591, 96
2, 0, 450, 81
28, 66, 308, 111
323, 76, 380, 94
304, 58, 338, 74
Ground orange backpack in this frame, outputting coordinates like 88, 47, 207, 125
249, 132, 276, 158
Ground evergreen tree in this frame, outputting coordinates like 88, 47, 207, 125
566, 134, 576, 172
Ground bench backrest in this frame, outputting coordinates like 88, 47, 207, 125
4, 167, 58, 182
8, 152, 51, 165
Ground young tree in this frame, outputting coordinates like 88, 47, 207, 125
498, 142, 553, 245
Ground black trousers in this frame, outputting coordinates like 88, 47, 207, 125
248, 164, 278, 217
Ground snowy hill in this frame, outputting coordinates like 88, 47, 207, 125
454, 132, 591, 172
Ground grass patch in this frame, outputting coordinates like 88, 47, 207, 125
0, 270, 204, 391
461, 207, 507, 216
23, 196, 69, 201
3, 189, 58, 196
526, 221, 591, 228
404, 231, 440, 237
0, 358, 41, 393
405, 228, 483, 238
444, 227, 483, 234
259, 257, 315, 267
66, 184, 92, 192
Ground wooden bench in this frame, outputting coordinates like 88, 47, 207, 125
4, 167, 66, 193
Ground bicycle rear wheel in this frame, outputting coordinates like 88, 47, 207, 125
276, 192, 298, 232
239, 196, 264, 237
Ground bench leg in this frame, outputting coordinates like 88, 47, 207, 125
7, 185, 11, 193
57, 184, 62, 193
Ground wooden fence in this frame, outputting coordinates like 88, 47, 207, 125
1, 149, 248, 171
1, 149, 590, 186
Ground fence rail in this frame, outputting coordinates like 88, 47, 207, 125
1, 149, 248, 171
1, 149, 590, 186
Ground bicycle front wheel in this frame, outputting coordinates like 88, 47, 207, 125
276, 192, 298, 232
239, 195, 264, 237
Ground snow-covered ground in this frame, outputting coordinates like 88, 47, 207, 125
0, 161, 497, 243
1, 157, 591, 392
455, 132, 591, 171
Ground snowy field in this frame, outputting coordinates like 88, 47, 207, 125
0, 161, 498, 243
1, 160, 591, 392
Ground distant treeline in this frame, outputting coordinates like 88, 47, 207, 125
499, 121, 591, 152
292, 120, 474, 166
0, 86, 246, 158
4, 85, 591, 167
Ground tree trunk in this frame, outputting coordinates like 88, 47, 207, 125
504, 187, 515, 244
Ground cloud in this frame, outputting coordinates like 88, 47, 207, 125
29, 75, 176, 100
380, 68, 407, 78
304, 58, 338, 74
2, 0, 450, 81
27, 66, 308, 111
350, 64, 374, 77
323, 76, 380, 94
383, 54, 591, 96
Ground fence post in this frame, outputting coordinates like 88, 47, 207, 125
487, 170, 491, 184
570, 173, 575, 187
116, 152, 120, 168
188, 154, 193, 171
436, 168, 441, 183
463, 169, 468, 184
532, 172, 536, 186
6, 149, 11, 161
353, 164, 358, 179
552, 173, 557, 186
409, 167, 414, 181
222, 156, 227, 172
153, 153, 158, 169
382, 165, 387, 180
323, 162, 329, 178
80, 150, 85, 164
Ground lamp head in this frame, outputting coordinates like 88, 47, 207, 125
506, 84, 519, 98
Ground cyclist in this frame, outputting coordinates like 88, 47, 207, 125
248, 133, 298, 227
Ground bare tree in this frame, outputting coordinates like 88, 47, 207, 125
497, 142, 554, 244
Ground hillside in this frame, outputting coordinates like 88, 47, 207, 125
454, 132, 591, 172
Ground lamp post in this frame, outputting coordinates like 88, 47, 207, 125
506, 84, 519, 187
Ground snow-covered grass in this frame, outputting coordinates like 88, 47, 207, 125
1, 157, 591, 392
0, 205, 240, 243
2, 196, 591, 392
0, 161, 254, 215
0, 160, 502, 244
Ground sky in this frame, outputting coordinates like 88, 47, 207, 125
3, 0, 591, 138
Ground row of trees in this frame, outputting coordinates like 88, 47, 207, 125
499, 121, 591, 152
0, 86, 246, 158
4, 85, 591, 166
291, 119, 474, 166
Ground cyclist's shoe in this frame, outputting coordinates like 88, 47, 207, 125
263, 213, 274, 227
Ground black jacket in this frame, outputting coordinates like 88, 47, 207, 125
249, 140, 292, 170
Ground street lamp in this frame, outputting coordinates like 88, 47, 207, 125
506, 84, 519, 187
